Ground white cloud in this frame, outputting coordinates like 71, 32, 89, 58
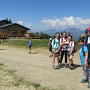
16, 21, 23, 25
27, 23, 32, 28
41, 16, 90, 28
16, 21, 32, 28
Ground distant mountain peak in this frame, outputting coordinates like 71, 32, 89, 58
42, 27, 85, 40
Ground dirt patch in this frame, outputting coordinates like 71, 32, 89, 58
0, 63, 55, 90
0, 45, 90, 90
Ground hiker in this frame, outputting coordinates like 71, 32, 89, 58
67, 35, 75, 70
78, 38, 88, 84
48, 38, 53, 57
51, 32, 60, 69
59, 31, 68, 68
28, 39, 32, 54
1, 35, 6, 42
81, 27, 90, 88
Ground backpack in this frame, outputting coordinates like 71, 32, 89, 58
83, 35, 90, 62
71, 41, 77, 53
85, 35, 90, 45
82, 44, 90, 64
48, 41, 52, 51
48, 41, 52, 47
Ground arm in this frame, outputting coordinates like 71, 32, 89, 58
63, 41, 69, 44
60, 38, 69, 45
85, 52, 88, 65
84, 46, 88, 65
60, 38, 63, 45
48, 42, 50, 46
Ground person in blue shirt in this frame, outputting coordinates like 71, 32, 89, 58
51, 32, 60, 69
79, 38, 88, 83
28, 39, 32, 54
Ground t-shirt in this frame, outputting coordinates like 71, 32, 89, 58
28, 40, 32, 46
79, 45, 88, 65
67, 41, 74, 52
51, 38, 60, 50
60, 37, 67, 51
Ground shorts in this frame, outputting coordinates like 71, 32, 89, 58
29, 45, 32, 49
67, 51, 74, 56
52, 51, 60, 54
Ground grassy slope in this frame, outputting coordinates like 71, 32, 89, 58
2, 39, 49, 49
2, 39, 80, 50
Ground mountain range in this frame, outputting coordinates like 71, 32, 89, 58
42, 27, 85, 40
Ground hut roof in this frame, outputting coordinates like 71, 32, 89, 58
0, 19, 11, 26
0, 23, 30, 31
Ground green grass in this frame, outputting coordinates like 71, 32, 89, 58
2, 39, 49, 49
2, 39, 81, 51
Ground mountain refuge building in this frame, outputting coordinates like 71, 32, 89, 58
0, 19, 30, 38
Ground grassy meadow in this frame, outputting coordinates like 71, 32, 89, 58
1, 38, 81, 50
1, 39, 49, 49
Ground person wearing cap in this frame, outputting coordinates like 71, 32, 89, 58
51, 32, 60, 69
79, 27, 90, 87
78, 38, 88, 83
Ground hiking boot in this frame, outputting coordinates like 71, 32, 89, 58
53, 65, 60, 69
65, 64, 68, 68
80, 79, 87, 83
87, 83, 90, 88
69, 66, 74, 70
58, 63, 61, 67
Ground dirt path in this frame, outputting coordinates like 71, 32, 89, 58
0, 45, 90, 90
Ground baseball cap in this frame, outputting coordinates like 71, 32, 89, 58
86, 27, 90, 31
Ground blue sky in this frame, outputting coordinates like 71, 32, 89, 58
0, 0, 90, 32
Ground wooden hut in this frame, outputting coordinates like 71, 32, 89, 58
0, 19, 30, 38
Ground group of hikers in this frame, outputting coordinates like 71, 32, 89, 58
48, 27, 90, 88
48, 31, 76, 70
